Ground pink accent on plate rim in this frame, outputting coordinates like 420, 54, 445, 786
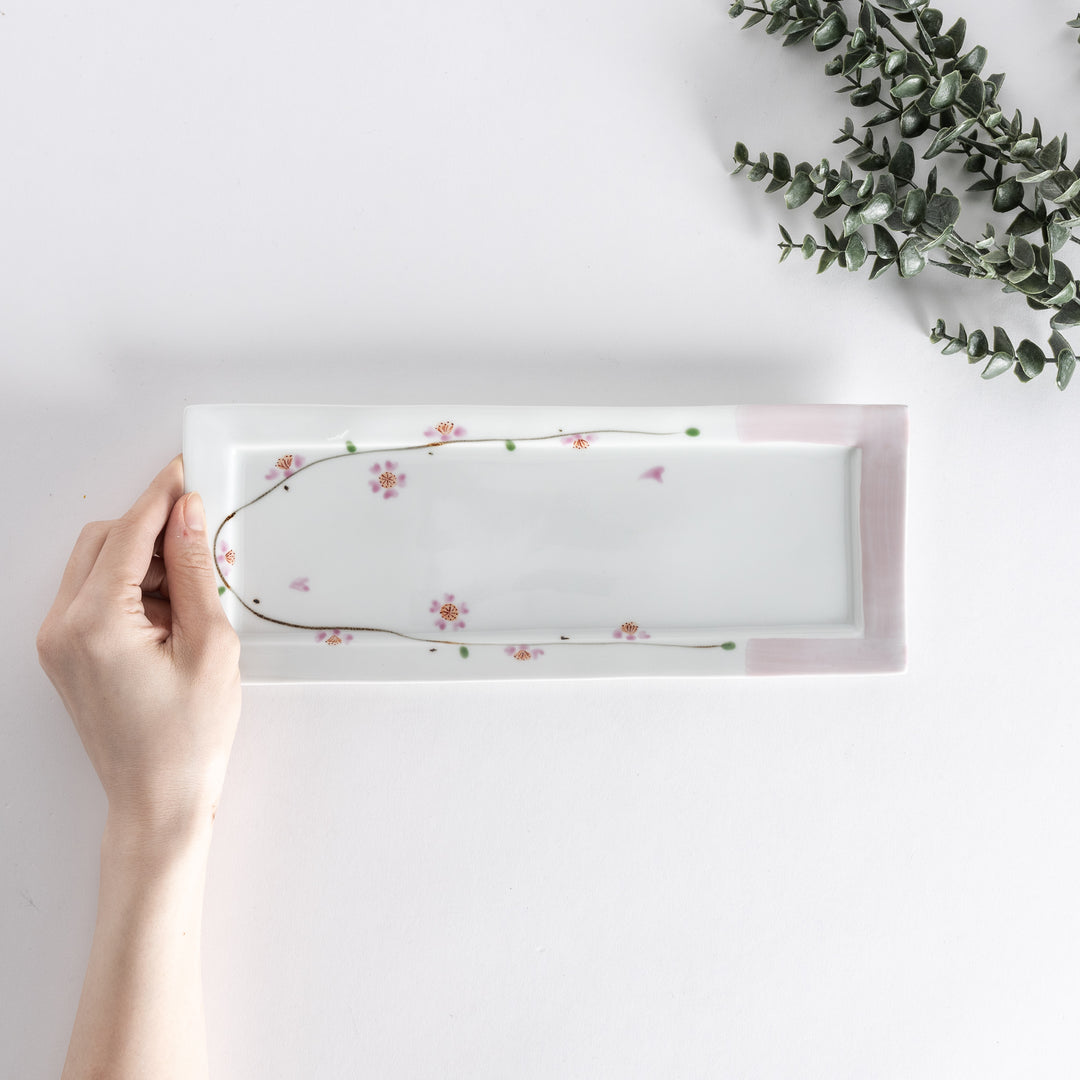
735, 405, 907, 676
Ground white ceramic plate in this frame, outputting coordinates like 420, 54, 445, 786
182, 404, 907, 682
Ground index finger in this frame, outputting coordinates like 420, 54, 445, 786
86, 455, 185, 594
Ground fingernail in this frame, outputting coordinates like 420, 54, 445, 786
184, 492, 206, 532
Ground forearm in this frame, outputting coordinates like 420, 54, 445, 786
62, 815, 214, 1080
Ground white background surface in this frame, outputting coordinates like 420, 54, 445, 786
3, 1, 1080, 1076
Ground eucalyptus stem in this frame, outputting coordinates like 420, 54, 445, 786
729, 0, 1080, 389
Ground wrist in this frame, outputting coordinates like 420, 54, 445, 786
102, 801, 216, 873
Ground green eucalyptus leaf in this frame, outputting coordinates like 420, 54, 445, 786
981, 353, 1013, 379
1057, 347, 1077, 390
891, 74, 927, 99
900, 107, 931, 138
734, 142, 750, 166
1006, 210, 1043, 237
772, 152, 792, 183
850, 79, 882, 107
884, 49, 907, 77
858, 191, 895, 224
992, 177, 1024, 213
966, 329, 989, 360
959, 74, 985, 114
1010, 235, 1035, 269
785, 171, 815, 209
902, 188, 927, 227
898, 237, 926, 277
929, 69, 962, 110
945, 17, 967, 53
955, 45, 988, 75
932, 34, 957, 59
812, 8, 847, 50
1050, 300, 1080, 328
1039, 136, 1063, 172
1016, 339, 1046, 377
818, 248, 840, 273
924, 193, 961, 231
846, 231, 868, 271
993, 326, 1014, 356
1047, 220, 1070, 253
868, 256, 893, 279
873, 224, 899, 259
889, 142, 916, 182
1049, 281, 1077, 307
1013, 136, 1039, 159
802, 234, 818, 259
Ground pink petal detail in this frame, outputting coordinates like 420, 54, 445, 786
613, 630, 623, 638
504, 647, 516, 655
640, 466, 665, 483
436, 620, 447, 630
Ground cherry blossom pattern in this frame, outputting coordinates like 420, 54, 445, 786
316, 629, 354, 645
613, 621, 650, 641
505, 645, 545, 661
266, 453, 305, 480
217, 541, 236, 578
639, 466, 665, 483
561, 433, 597, 450
430, 593, 469, 630
369, 460, 406, 498
424, 420, 466, 441
290, 577, 310, 591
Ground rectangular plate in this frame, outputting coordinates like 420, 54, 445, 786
183, 404, 907, 682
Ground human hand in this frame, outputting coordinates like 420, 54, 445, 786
37, 454, 241, 850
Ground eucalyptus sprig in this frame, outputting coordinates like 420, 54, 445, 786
730, 0, 1080, 388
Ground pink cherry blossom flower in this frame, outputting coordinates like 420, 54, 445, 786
505, 645, 544, 661
561, 433, 597, 450
424, 420, 467, 441
613, 621, 651, 641
430, 593, 469, 630
216, 541, 235, 578
316, 629, 354, 645
266, 453, 305, 480
368, 460, 406, 498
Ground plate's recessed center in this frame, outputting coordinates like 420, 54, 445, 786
223, 437, 858, 640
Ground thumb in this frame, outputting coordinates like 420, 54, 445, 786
163, 492, 228, 655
